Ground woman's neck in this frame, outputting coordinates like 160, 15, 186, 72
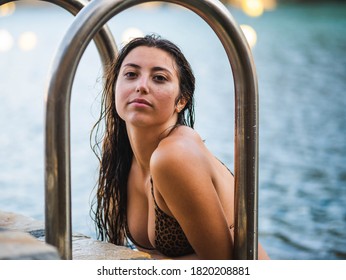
126, 125, 165, 174
127, 123, 180, 175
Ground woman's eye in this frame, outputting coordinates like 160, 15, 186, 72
153, 75, 167, 82
125, 72, 137, 78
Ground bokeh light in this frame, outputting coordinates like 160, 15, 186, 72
18, 31, 38, 51
139, 2, 162, 9
242, 0, 264, 17
0, 2, 16, 17
263, 0, 277, 10
240, 24, 257, 48
0, 29, 14, 52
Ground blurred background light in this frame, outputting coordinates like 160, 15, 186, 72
241, 0, 264, 17
139, 2, 162, 9
240, 24, 257, 48
262, 0, 277, 10
0, 2, 16, 17
0, 29, 14, 52
18, 31, 38, 51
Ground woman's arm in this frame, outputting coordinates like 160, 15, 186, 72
151, 134, 233, 259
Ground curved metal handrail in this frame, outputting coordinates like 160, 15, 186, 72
0, 0, 117, 260
44, 0, 259, 260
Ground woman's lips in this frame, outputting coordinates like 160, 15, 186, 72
130, 98, 152, 107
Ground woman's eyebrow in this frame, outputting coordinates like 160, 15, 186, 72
123, 63, 140, 69
123, 63, 173, 75
152, 66, 172, 74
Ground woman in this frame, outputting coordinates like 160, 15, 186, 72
92, 34, 269, 259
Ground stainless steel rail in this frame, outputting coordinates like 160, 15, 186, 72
43, 0, 258, 259
0, 0, 117, 260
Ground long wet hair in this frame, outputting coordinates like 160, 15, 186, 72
91, 34, 196, 245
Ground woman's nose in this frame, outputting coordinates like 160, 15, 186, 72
136, 76, 149, 94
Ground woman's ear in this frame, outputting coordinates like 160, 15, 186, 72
175, 97, 187, 113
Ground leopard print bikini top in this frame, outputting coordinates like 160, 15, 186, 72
126, 161, 233, 257
125, 179, 194, 257
150, 178, 194, 257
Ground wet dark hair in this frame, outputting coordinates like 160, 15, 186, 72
91, 34, 195, 245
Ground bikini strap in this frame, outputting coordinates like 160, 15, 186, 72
150, 177, 159, 208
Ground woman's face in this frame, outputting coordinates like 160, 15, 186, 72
115, 46, 183, 129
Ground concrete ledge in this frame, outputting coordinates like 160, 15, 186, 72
0, 210, 152, 260
0, 228, 60, 260
0, 210, 43, 232
72, 236, 151, 260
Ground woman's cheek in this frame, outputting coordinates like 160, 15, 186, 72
114, 91, 124, 117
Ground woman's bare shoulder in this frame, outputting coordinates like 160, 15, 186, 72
149, 126, 213, 198
151, 126, 206, 168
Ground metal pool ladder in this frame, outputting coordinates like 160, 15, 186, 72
42, 0, 259, 260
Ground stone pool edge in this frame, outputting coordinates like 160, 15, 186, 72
0, 210, 152, 260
